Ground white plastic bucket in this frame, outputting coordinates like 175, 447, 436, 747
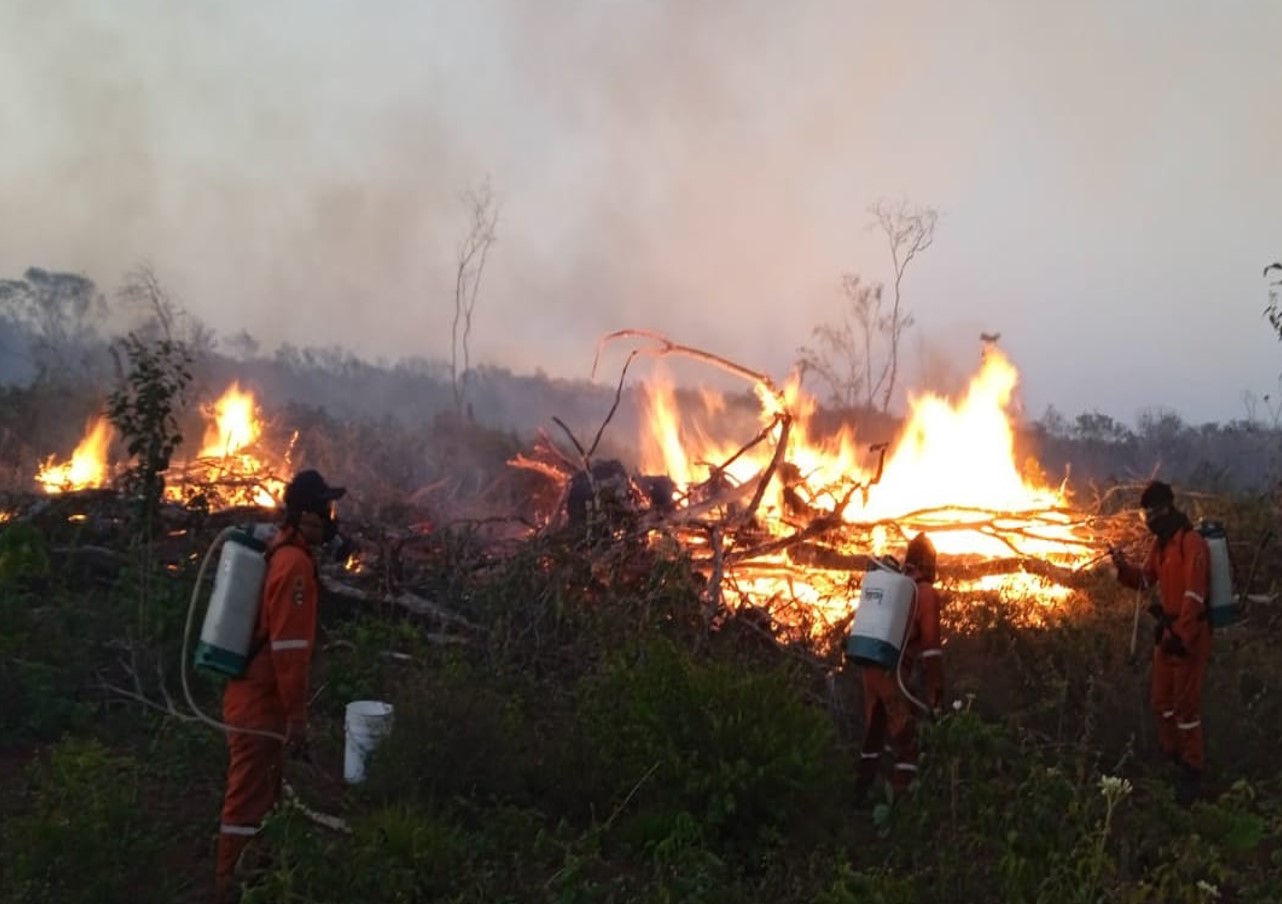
344, 700, 394, 784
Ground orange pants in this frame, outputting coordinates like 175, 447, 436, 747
216, 730, 284, 895
858, 666, 919, 790
1151, 646, 1207, 772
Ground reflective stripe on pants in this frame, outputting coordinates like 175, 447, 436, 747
216, 730, 284, 889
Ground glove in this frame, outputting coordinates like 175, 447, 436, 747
1161, 633, 1188, 658
286, 726, 312, 762
1146, 603, 1164, 621
1109, 546, 1127, 570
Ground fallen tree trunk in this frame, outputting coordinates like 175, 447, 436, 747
319, 575, 483, 634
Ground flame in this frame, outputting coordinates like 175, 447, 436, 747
637, 347, 1092, 630
166, 382, 287, 508
34, 383, 290, 510
35, 418, 115, 494
199, 383, 259, 459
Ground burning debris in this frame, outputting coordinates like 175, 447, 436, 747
15, 331, 1144, 657
32, 383, 293, 512
162, 383, 296, 510
35, 417, 115, 494
511, 331, 1118, 647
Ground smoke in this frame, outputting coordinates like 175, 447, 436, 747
2, 1, 1281, 423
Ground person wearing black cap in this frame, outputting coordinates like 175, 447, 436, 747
1110, 480, 1211, 807
216, 469, 346, 897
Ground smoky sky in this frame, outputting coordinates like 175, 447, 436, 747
2, 0, 1280, 424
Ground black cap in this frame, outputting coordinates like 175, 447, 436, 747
283, 469, 346, 513
1140, 480, 1174, 509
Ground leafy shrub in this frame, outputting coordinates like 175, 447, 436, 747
357, 657, 540, 809
579, 637, 841, 858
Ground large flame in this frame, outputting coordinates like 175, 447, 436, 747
200, 383, 261, 459
637, 346, 1091, 625
34, 383, 289, 509
165, 382, 288, 508
35, 417, 115, 494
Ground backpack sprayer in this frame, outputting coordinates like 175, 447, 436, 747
844, 558, 932, 715
180, 524, 351, 833
1120, 520, 1241, 662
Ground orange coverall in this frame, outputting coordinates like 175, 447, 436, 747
858, 578, 944, 790
1117, 527, 1211, 772
216, 527, 318, 891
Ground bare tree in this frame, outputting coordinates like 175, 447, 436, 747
795, 276, 886, 409
0, 266, 106, 384
870, 198, 937, 412
223, 329, 261, 362
795, 197, 937, 412
117, 263, 217, 356
452, 178, 499, 418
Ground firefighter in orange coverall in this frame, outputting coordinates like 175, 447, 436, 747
854, 532, 945, 804
1111, 480, 1211, 808
215, 468, 346, 898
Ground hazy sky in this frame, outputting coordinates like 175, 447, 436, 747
2, 0, 1280, 424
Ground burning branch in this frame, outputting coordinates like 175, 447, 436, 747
742, 414, 792, 526
592, 329, 787, 412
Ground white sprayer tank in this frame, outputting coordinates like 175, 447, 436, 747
194, 526, 274, 678
1198, 521, 1240, 627
845, 568, 918, 670
345, 700, 395, 784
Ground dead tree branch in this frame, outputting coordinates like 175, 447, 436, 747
451, 178, 499, 417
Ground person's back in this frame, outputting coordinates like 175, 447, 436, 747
854, 533, 944, 804
215, 469, 345, 900
222, 529, 318, 732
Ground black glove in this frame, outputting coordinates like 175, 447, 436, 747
1161, 633, 1188, 658
1146, 603, 1164, 621
1109, 546, 1127, 570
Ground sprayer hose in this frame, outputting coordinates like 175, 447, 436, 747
181, 525, 351, 833
180, 525, 286, 742
895, 583, 934, 717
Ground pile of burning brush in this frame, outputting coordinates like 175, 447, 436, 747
502, 331, 1150, 646
4, 330, 1187, 652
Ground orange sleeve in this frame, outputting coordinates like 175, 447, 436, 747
1174, 531, 1209, 643
916, 583, 944, 708
1117, 543, 1159, 591
262, 546, 318, 735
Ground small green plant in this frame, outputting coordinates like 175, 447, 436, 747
0, 738, 170, 904
581, 637, 840, 858
106, 331, 193, 516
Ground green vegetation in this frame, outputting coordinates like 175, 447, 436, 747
2, 507, 1282, 903
4, 275, 1282, 902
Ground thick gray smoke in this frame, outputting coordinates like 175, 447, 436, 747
2, 1, 1281, 423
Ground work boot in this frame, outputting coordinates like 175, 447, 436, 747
1174, 765, 1202, 809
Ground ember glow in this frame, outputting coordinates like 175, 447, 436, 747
636, 346, 1095, 630
35, 418, 115, 494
